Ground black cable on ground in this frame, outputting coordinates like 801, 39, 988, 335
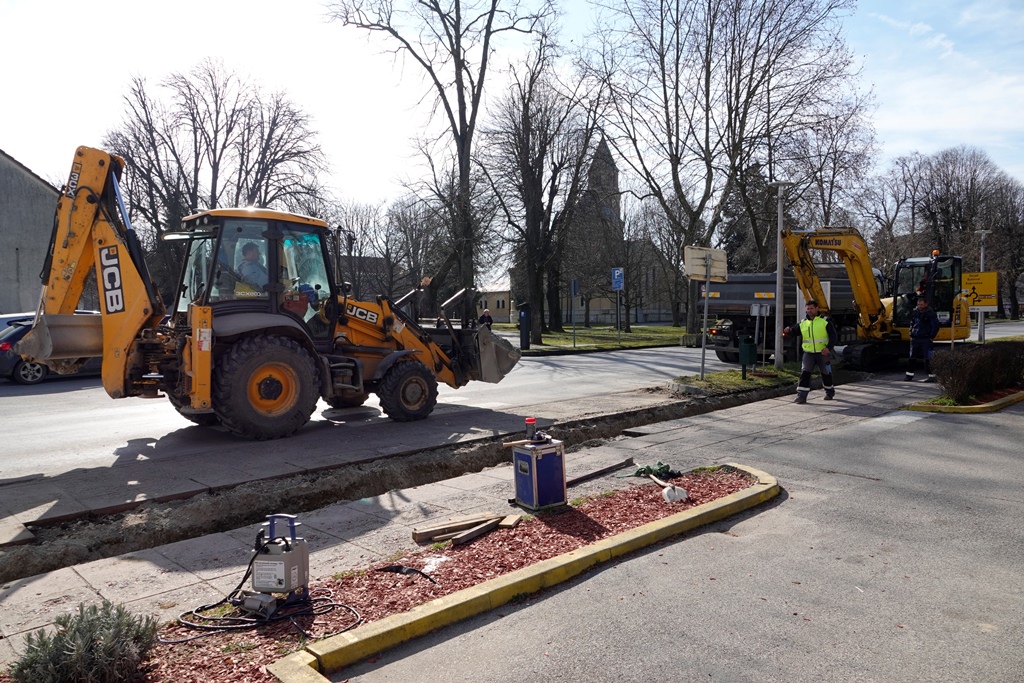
157, 539, 362, 645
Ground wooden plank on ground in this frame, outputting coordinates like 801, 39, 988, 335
497, 514, 522, 529
565, 457, 635, 488
450, 518, 501, 545
412, 513, 499, 542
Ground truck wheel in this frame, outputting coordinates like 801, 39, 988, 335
326, 391, 369, 409
12, 360, 48, 385
377, 361, 437, 422
213, 335, 319, 439
166, 391, 220, 426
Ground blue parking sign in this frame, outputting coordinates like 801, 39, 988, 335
611, 267, 624, 291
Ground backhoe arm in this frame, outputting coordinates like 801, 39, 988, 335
18, 146, 166, 398
782, 227, 888, 339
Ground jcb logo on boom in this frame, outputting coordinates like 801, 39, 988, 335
812, 238, 842, 247
346, 304, 379, 324
100, 247, 126, 314
65, 162, 82, 199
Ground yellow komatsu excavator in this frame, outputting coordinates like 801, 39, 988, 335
17, 146, 520, 439
781, 226, 970, 369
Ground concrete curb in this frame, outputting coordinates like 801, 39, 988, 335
905, 389, 1024, 414
267, 463, 780, 682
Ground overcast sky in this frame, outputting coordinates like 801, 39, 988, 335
1, 0, 1021, 204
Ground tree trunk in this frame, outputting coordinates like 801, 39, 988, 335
546, 263, 564, 333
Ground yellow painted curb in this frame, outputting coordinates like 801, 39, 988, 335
906, 389, 1024, 413
270, 463, 780, 683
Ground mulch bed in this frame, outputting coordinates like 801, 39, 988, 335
0, 468, 752, 683
964, 387, 1023, 405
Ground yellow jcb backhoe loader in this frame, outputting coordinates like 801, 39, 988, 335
17, 146, 520, 439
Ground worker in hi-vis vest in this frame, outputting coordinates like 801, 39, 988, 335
783, 299, 839, 404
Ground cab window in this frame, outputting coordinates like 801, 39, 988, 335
211, 221, 271, 302
279, 228, 331, 328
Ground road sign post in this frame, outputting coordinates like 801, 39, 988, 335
612, 268, 624, 344
683, 246, 728, 380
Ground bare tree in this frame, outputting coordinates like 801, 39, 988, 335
781, 89, 876, 230
327, 0, 553, 324
914, 145, 1002, 255
585, 0, 857, 330
104, 59, 329, 292
479, 29, 602, 343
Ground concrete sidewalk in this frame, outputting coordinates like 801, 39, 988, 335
0, 375, 942, 671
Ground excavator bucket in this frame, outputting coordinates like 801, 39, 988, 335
475, 326, 521, 383
15, 314, 103, 367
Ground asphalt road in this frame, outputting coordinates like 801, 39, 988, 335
0, 344, 732, 482
335, 393, 1024, 682
1, 321, 1021, 483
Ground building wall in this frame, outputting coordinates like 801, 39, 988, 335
0, 150, 59, 314
475, 290, 512, 323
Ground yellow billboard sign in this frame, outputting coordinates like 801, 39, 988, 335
963, 272, 998, 312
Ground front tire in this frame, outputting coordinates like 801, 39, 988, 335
377, 361, 438, 422
213, 335, 320, 440
12, 360, 48, 385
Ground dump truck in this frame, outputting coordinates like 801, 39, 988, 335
17, 146, 520, 439
704, 265, 864, 363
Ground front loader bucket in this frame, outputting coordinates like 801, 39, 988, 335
16, 314, 103, 365
475, 326, 521, 383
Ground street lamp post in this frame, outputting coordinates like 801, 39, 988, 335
978, 229, 991, 344
769, 181, 794, 370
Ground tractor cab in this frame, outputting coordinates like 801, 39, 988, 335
168, 209, 338, 343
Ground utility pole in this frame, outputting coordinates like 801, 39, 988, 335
978, 230, 991, 344
769, 181, 794, 370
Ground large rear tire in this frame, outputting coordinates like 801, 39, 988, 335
213, 335, 319, 440
377, 361, 437, 422
166, 391, 220, 426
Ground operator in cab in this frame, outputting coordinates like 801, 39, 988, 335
237, 242, 269, 289
784, 299, 838, 404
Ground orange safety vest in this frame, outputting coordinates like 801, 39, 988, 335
799, 317, 830, 353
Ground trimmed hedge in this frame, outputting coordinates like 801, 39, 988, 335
932, 340, 1024, 404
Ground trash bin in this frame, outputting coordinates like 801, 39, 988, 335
738, 336, 757, 366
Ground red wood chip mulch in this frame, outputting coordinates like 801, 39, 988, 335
1, 468, 755, 683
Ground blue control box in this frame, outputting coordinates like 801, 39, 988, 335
513, 440, 566, 510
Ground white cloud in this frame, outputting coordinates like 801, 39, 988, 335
849, 0, 1024, 180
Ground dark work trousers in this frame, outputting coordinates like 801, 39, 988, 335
907, 338, 935, 378
797, 351, 835, 398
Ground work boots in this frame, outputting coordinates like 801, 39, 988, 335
794, 394, 807, 404
824, 388, 835, 400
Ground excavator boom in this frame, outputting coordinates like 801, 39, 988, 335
782, 227, 889, 339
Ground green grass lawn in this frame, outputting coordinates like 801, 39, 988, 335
493, 324, 692, 352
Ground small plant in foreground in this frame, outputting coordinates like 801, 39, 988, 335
9, 600, 157, 683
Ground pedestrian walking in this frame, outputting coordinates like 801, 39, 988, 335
784, 300, 838, 404
906, 296, 940, 382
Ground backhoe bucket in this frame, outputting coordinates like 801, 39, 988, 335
16, 314, 103, 363
476, 326, 521, 383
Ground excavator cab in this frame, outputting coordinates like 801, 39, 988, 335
891, 254, 967, 340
